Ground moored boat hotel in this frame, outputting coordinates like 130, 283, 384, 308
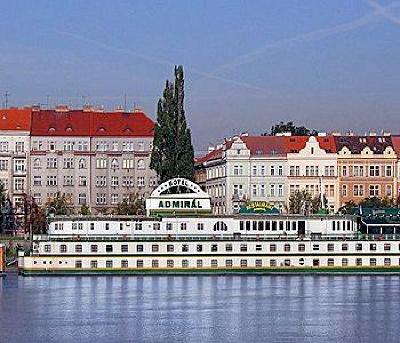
18, 178, 400, 275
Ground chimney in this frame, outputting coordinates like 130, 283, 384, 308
114, 106, 125, 113
208, 146, 215, 153
55, 104, 69, 112
83, 105, 95, 112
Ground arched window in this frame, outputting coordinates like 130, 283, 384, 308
33, 158, 41, 168
111, 159, 119, 169
213, 221, 228, 231
79, 158, 87, 169
137, 159, 145, 170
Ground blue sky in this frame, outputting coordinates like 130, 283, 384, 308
1, 0, 400, 152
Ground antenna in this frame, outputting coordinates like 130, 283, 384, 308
4, 91, 10, 109
124, 94, 127, 111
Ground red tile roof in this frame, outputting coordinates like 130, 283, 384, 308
30, 109, 154, 137
333, 135, 392, 154
0, 108, 32, 131
284, 136, 336, 153
391, 136, 400, 155
241, 136, 286, 156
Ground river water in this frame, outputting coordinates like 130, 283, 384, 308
1, 274, 400, 342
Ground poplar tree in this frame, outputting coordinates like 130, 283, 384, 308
151, 66, 195, 183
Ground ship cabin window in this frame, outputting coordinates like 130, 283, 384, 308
225, 244, 232, 252
332, 221, 336, 231
313, 244, 319, 251
370, 244, 376, 251
342, 244, 348, 251
270, 244, 277, 252
356, 243, 362, 251
265, 221, 271, 231
384, 258, 391, 266
75, 245, 82, 253
106, 223, 110, 231
246, 221, 251, 231
121, 245, 128, 253
211, 260, 218, 268
44, 245, 51, 253
292, 221, 297, 231
284, 244, 290, 252
197, 260, 203, 268
180, 223, 187, 231
211, 244, 218, 252
106, 245, 113, 253
167, 260, 174, 268
313, 259, 319, 267
137, 245, 143, 252
91, 245, 98, 253
342, 258, 348, 266
167, 245, 174, 252
328, 259, 334, 266
256, 244, 262, 251
182, 260, 189, 268
135, 222, 142, 231
240, 259, 247, 267
90, 223, 95, 230
78, 223, 83, 230
347, 221, 351, 231
258, 221, 264, 231
197, 244, 203, 252
298, 221, 306, 235
384, 243, 391, 251
72, 223, 77, 230
120, 223, 124, 230
356, 258, 362, 266
166, 223, 173, 231
226, 260, 233, 268
214, 221, 227, 231
328, 244, 334, 252
197, 223, 204, 231
60, 245, 67, 253
152, 260, 159, 268
152, 245, 159, 252
90, 261, 98, 269
370, 258, 377, 266
255, 259, 262, 267
106, 261, 113, 268
272, 221, 277, 231
134, 260, 141, 268
279, 221, 284, 230
240, 244, 247, 252
75, 261, 82, 268
182, 244, 189, 252
240, 221, 244, 231
284, 259, 291, 266
270, 259, 277, 267
252, 221, 257, 231
298, 244, 305, 252
285, 222, 290, 231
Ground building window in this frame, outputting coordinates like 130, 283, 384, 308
386, 185, 393, 197
137, 176, 145, 187
137, 159, 145, 170
0, 142, 9, 152
353, 185, 364, 197
15, 142, 24, 152
46, 176, 57, 187
78, 159, 87, 169
63, 175, 74, 186
33, 176, 42, 186
96, 158, 107, 169
111, 159, 119, 170
122, 158, 134, 169
78, 193, 87, 205
341, 185, 347, 197
369, 185, 379, 197
369, 165, 380, 177
47, 158, 57, 169
386, 165, 392, 177
63, 158, 74, 169
96, 193, 106, 205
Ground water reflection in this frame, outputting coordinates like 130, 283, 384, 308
1, 275, 400, 342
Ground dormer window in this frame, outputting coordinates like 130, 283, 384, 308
65, 126, 73, 132
311, 147, 314, 154
237, 149, 240, 155
97, 127, 106, 133
48, 127, 55, 133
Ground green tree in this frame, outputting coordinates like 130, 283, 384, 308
46, 192, 73, 215
116, 193, 145, 216
359, 197, 395, 208
150, 65, 195, 183
264, 121, 318, 136
0, 182, 15, 234
288, 190, 312, 214
79, 204, 91, 216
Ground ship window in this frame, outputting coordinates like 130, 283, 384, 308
182, 260, 189, 268
328, 259, 334, 266
197, 244, 203, 252
214, 221, 227, 231
240, 259, 247, 267
60, 245, 67, 253
299, 258, 305, 266
342, 244, 348, 251
385, 258, 391, 266
265, 221, 271, 230
135, 223, 142, 231
284, 244, 290, 252
90, 261, 98, 269
225, 244, 232, 252
258, 221, 264, 231
256, 244, 262, 251
384, 243, 391, 251
279, 221, 284, 230
240, 244, 247, 252
120, 223, 124, 230
134, 260, 141, 268
211, 259, 218, 268
286, 221, 290, 231
90, 223, 95, 230
292, 221, 297, 231
152, 260, 159, 268
167, 260, 174, 268
270, 259, 277, 267
246, 221, 251, 231
166, 223, 173, 230
75, 261, 82, 268
180, 223, 187, 231
313, 244, 319, 251
121, 245, 128, 253
342, 258, 348, 266
106, 261, 113, 268
252, 221, 257, 231
356, 243, 362, 251
196, 260, 203, 268
240, 221, 244, 231
226, 259, 233, 268
90, 245, 98, 253
284, 259, 291, 266
106, 245, 113, 253
298, 244, 305, 252
152, 245, 159, 252
270, 244, 276, 252
44, 245, 51, 253
211, 244, 218, 252
356, 258, 362, 266
272, 221, 277, 231
313, 259, 319, 266
182, 244, 189, 252
105, 223, 110, 231
75, 245, 82, 253
197, 223, 204, 231
327, 244, 334, 252
72, 223, 77, 230
332, 221, 336, 231
255, 259, 262, 267
370, 258, 377, 266
167, 245, 174, 252
136, 245, 143, 252
370, 243, 376, 251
